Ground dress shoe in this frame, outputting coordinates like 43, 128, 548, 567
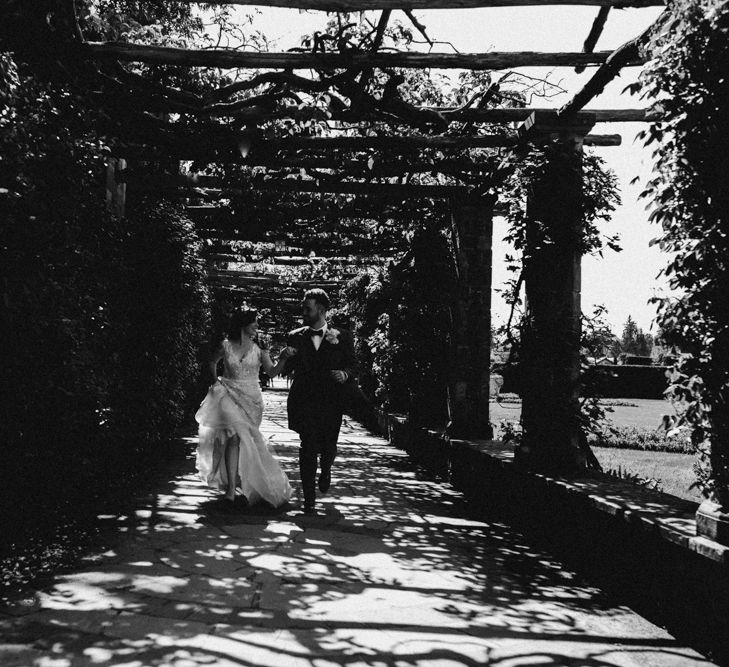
303, 501, 316, 515
318, 469, 331, 494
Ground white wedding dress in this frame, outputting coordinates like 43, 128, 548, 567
195, 340, 293, 507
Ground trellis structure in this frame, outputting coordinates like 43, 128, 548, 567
68, 0, 667, 472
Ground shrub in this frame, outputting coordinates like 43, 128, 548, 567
343, 225, 454, 426
0, 53, 210, 571
591, 425, 694, 454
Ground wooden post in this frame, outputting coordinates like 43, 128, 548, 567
105, 157, 126, 217
447, 197, 494, 439
518, 121, 590, 473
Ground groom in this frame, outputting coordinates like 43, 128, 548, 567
283, 288, 358, 514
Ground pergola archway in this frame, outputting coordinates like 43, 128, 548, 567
73, 0, 665, 472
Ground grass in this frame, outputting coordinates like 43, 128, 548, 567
592, 447, 701, 503
491, 397, 702, 503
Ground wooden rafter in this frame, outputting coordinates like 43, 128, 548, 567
177, 0, 663, 8
575, 6, 611, 73
206, 253, 379, 265
209, 272, 344, 288
217, 180, 472, 199
559, 12, 665, 117
86, 42, 645, 71
263, 133, 623, 150
201, 104, 653, 123
187, 200, 438, 220
114, 130, 621, 163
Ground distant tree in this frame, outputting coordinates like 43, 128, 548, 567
635, 330, 653, 357
620, 316, 640, 355
582, 306, 618, 359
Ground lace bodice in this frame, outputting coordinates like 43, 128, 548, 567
221, 339, 262, 384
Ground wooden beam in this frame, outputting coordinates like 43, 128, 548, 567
135, 158, 498, 183
187, 200, 441, 220
179, 0, 663, 9
209, 272, 345, 289
227, 179, 472, 199
263, 133, 621, 150
209, 104, 652, 123
559, 13, 665, 117
86, 42, 645, 71
576, 7, 611, 73
440, 107, 651, 123
206, 253, 372, 267
131, 96, 653, 123
202, 243, 390, 260
113, 131, 620, 162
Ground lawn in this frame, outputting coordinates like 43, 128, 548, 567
591, 447, 701, 503
490, 397, 701, 503
490, 398, 678, 430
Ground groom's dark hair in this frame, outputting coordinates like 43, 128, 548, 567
303, 288, 330, 310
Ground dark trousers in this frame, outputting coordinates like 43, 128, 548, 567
298, 413, 342, 504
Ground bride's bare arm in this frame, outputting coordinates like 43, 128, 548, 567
209, 342, 224, 381
261, 347, 293, 378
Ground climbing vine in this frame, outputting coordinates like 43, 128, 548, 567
498, 143, 621, 446
633, 0, 729, 505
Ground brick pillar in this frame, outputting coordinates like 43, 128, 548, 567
447, 197, 494, 439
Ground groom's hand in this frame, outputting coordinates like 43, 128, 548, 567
330, 370, 348, 384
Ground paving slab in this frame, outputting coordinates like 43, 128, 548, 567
0, 392, 717, 666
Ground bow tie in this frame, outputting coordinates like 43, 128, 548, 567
308, 329, 324, 338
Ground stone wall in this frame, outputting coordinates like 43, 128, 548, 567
372, 408, 729, 663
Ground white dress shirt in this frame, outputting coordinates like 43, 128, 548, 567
309, 323, 327, 352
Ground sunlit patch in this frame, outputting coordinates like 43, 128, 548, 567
82, 646, 115, 663
128, 574, 188, 595
264, 522, 303, 537
333, 495, 382, 506
34, 657, 72, 667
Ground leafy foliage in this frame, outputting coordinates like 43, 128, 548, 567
591, 425, 694, 454
342, 222, 455, 425
496, 144, 621, 457
633, 0, 729, 504
0, 50, 209, 572
498, 146, 621, 349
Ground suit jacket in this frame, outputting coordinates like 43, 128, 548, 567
283, 325, 359, 433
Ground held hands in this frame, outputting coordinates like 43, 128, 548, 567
330, 370, 348, 384
280, 346, 298, 360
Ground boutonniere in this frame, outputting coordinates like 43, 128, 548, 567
324, 328, 340, 345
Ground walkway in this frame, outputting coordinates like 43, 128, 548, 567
0, 392, 715, 666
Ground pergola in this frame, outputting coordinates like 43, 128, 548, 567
86, 0, 666, 472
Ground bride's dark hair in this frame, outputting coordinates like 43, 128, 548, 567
227, 307, 258, 342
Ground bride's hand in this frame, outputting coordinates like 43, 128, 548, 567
281, 346, 298, 359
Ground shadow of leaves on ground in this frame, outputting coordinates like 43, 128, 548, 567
0, 394, 715, 666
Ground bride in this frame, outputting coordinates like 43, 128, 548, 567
195, 307, 294, 509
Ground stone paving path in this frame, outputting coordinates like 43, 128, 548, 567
1, 392, 716, 666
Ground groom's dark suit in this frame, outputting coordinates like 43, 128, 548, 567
283, 325, 358, 505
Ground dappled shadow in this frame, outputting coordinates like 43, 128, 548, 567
0, 393, 714, 666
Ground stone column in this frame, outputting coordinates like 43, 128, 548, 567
447, 197, 494, 439
518, 117, 592, 473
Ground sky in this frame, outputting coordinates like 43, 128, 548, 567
223, 5, 667, 334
